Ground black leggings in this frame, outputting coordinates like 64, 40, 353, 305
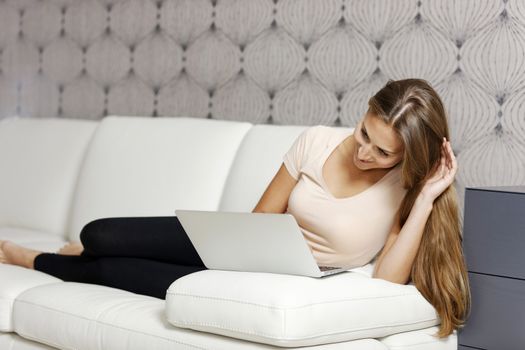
34, 216, 207, 299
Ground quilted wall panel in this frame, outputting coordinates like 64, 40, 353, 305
0, 0, 524, 222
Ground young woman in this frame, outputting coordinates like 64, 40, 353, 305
0, 78, 471, 338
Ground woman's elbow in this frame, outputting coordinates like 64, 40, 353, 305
372, 270, 410, 285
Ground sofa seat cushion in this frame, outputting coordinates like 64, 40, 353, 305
13, 283, 388, 350
0, 333, 55, 349
0, 265, 61, 332
166, 270, 439, 348
377, 326, 457, 350
0, 227, 67, 253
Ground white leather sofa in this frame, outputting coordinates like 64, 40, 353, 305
0, 115, 457, 350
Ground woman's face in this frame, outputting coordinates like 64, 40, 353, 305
352, 112, 404, 171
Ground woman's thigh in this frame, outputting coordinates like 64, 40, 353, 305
80, 216, 204, 266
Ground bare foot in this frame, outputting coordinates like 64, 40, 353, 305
0, 241, 6, 264
58, 242, 84, 256
0, 240, 41, 269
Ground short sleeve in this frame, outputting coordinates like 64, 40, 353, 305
283, 126, 319, 180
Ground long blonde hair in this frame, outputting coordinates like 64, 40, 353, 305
368, 78, 471, 338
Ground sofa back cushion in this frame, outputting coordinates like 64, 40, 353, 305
67, 116, 251, 241
0, 117, 97, 238
218, 124, 307, 212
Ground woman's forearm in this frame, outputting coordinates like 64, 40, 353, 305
372, 194, 434, 284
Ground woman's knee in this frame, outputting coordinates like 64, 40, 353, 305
79, 217, 117, 252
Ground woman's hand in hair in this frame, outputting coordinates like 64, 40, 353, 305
420, 137, 457, 203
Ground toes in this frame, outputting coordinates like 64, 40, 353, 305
0, 241, 6, 263
57, 245, 68, 254
0, 241, 9, 264
58, 242, 83, 256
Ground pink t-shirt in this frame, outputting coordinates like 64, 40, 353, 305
283, 125, 408, 268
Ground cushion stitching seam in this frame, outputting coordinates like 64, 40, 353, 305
167, 291, 422, 309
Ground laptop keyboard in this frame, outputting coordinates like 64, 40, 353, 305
318, 265, 341, 271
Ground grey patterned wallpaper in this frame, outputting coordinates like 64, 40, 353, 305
0, 0, 524, 219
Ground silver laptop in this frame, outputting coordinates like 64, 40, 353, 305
174, 209, 347, 278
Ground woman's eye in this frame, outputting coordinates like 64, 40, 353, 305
362, 128, 388, 156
